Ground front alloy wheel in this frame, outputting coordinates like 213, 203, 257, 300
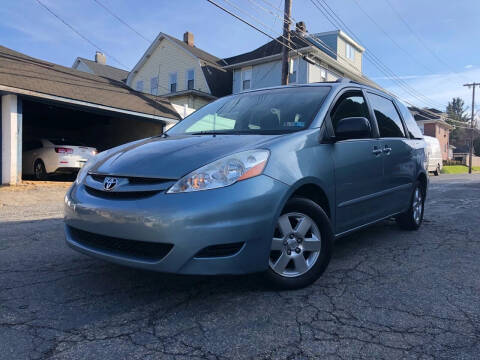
269, 212, 322, 277
265, 197, 333, 289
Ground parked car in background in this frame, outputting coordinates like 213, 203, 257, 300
65, 80, 428, 289
423, 136, 442, 176
23, 138, 97, 180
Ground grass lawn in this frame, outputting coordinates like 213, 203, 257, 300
441, 165, 480, 174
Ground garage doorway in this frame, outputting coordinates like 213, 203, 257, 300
21, 98, 164, 181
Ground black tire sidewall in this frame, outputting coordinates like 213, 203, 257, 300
265, 197, 334, 290
397, 181, 425, 230
34, 160, 47, 180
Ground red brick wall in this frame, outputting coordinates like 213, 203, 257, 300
424, 123, 450, 160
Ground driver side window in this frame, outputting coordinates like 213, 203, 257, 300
330, 91, 370, 137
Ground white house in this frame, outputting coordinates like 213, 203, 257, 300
126, 32, 231, 118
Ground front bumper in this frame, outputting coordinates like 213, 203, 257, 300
64, 175, 289, 275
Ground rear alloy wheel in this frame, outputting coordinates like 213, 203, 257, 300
265, 197, 333, 289
396, 181, 424, 230
34, 160, 47, 180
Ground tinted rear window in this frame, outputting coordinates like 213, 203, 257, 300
367, 93, 405, 138
49, 138, 86, 146
396, 101, 424, 139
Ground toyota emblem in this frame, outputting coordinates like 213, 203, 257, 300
103, 177, 118, 191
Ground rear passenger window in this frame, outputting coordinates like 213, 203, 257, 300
330, 91, 370, 135
367, 93, 405, 138
396, 101, 424, 139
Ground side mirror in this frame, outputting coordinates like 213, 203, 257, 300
334, 117, 371, 141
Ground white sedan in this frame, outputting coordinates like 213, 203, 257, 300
23, 139, 97, 180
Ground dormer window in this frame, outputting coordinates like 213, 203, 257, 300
345, 43, 355, 61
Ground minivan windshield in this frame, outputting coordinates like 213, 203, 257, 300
167, 86, 331, 135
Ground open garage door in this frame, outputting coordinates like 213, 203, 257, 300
21, 98, 165, 180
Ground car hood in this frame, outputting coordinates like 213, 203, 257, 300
91, 134, 280, 179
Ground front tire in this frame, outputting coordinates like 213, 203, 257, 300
396, 181, 425, 230
264, 197, 333, 290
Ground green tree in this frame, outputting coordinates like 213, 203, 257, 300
446, 97, 470, 147
446, 97, 469, 124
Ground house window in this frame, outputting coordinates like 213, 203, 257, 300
241, 67, 252, 91
169, 72, 177, 93
289, 58, 298, 83
345, 43, 355, 61
136, 80, 144, 92
186, 69, 195, 90
150, 77, 158, 95
320, 68, 327, 81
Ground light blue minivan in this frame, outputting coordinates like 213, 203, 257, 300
64, 79, 427, 289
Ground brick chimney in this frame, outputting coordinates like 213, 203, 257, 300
295, 21, 307, 35
183, 31, 194, 47
95, 51, 106, 65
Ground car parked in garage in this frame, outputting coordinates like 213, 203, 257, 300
23, 138, 97, 180
64, 79, 428, 289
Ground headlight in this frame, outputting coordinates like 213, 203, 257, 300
75, 158, 96, 185
167, 149, 270, 193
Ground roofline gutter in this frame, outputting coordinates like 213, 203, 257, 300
0, 84, 179, 124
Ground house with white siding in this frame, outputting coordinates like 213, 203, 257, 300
125, 32, 231, 118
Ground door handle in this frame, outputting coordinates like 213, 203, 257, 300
372, 146, 382, 156
383, 145, 392, 155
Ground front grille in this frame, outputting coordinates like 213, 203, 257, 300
85, 186, 160, 199
194, 242, 244, 258
90, 173, 173, 185
68, 226, 173, 262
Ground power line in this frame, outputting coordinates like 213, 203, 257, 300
384, 0, 469, 82
92, 0, 152, 43
216, 0, 466, 126
350, 0, 440, 76
309, 0, 447, 109
34, 0, 128, 69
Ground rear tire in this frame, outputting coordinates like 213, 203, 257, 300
396, 181, 425, 231
34, 160, 47, 180
264, 197, 333, 290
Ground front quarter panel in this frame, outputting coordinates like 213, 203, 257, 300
263, 128, 336, 223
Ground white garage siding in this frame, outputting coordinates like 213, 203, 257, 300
1, 94, 22, 185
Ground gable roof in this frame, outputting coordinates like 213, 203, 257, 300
127, 32, 231, 98
73, 57, 129, 82
222, 31, 311, 66
0, 45, 179, 121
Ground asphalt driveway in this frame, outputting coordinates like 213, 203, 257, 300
1, 174, 479, 359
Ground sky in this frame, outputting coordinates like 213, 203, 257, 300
1, 0, 479, 113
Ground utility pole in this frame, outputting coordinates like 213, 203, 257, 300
463, 82, 479, 174
281, 0, 292, 85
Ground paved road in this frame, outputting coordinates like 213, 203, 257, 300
1, 175, 479, 359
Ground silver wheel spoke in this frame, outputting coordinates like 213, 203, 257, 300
296, 217, 312, 237
271, 237, 284, 251
278, 216, 293, 237
293, 255, 308, 273
273, 253, 290, 273
302, 237, 322, 251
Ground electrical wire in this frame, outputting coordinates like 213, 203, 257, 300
34, 0, 128, 69
384, 0, 469, 82
92, 0, 152, 43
